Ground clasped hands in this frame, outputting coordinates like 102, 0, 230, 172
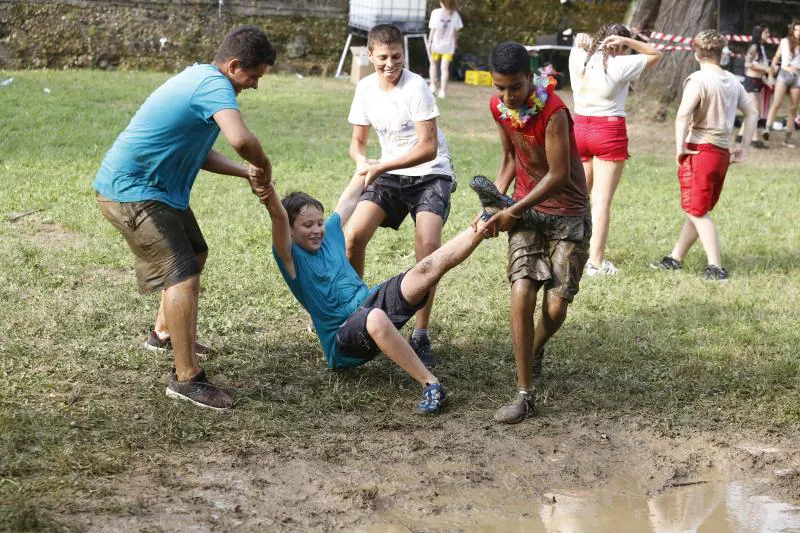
247, 164, 274, 204
471, 209, 518, 238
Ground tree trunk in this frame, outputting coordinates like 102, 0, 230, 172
624, 0, 662, 31
636, 0, 717, 121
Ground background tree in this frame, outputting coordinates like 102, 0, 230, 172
626, 0, 716, 120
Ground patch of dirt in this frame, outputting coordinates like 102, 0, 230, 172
32, 222, 78, 248
70, 417, 799, 532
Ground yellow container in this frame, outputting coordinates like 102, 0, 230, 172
465, 70, 493, 86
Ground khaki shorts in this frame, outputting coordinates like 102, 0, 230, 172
96, 195, 207, 293
507, 211, 591, 303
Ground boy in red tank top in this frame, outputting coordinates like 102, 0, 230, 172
652, 30, 757, 281
470, 41, 591, 424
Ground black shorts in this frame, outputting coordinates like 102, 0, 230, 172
360, 173, 455, 230
743, 76, 764, 93
334, 272, 428, 360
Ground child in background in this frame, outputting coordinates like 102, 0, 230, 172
764, 20, 800, 147
653, 30, 757, 281
568, 24, 661, 276
428, 0, 463, 98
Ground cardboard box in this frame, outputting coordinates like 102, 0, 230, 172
350, 46, 372, 85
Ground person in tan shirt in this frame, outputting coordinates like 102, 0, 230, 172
652, 30, 758, 281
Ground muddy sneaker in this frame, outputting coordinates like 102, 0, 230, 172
415, 383, 446, 415
166, 368, 233, 411
144, 330, 211, 358
702, 265, 728, 281
470, 175, 515, 213
532, 348, 545, 388
586, 260, 618, 276
409, 336, 437, 368
494, 390, 536, 424
750, 140, 769, 150
650, 256, 682, 271
762, 130, 770, 141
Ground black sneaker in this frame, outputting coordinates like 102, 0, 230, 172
750, 140, 769, 149
762, 130, 770, 142
651, 256, 682, 271
532, 347, 545, 388
735, 134, 743, 144
494, 390, 536, 424
702, 265, 728, 281
409, 336, 437, 368
470, 175, 515, 210
166, 368, 233, 410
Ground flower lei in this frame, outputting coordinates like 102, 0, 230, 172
497, 75, 555, 129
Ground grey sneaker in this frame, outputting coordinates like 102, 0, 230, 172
586, 260, 619, 276
409, 336, 436, 368
494, 390, 536, 424
702, 265, 728, 281
651, 256, 682, 271
166, 368, 233, 410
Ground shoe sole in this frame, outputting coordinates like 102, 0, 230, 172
494, 409, 534, 424
165, 387, 232, 411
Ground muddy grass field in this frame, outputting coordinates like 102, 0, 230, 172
1, 71, 799, 532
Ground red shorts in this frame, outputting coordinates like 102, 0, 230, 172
574, 114, 630, 162
678, 143, 730, 217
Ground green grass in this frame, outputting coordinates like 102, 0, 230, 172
1, 69, 799, 530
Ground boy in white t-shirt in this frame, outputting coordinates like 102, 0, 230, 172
428, 0, 464, 98
346, 24, 456, 367
653, 30, 757, 281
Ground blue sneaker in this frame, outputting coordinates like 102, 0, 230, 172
415, 383, 447, 415
409, 335, 437, 368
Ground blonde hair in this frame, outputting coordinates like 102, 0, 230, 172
440, 0, 458, 10
692, 30, 726, 62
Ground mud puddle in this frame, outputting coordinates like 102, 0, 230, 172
360, 477, 800, 532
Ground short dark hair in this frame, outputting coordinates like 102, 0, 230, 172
367, 24, 403, 51
281, 192, 324, 226
214, 25, 276, 69
490, 42, 531, 75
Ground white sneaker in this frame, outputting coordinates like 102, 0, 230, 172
586, 260, 619, 276
437, 89, 446, 99
782, 140, 796, 148
429, 83, 437, 94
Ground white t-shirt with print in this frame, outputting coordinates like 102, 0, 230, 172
348, 69, 453, 177
568, 47, 648, 117
429, 8, 463, 55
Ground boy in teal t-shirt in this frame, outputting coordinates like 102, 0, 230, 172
253, 172, 500, 415
93, 26, 276, 411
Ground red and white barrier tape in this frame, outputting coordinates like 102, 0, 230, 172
649, 31, 781, 45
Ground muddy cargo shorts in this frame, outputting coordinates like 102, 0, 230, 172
359, 173, 455, 230
96, 194, 208, 293
507, 211, 591, 303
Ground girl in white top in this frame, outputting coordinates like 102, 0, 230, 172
427, 0, 463, 98
765, 20, 800, 147
568, 24, 661, 276
738, 25, 775, 147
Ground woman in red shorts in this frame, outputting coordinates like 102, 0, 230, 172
568, 24, 661, 275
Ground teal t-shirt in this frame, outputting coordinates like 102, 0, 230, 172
273, 213, 373, 368
93, 64, 239, 209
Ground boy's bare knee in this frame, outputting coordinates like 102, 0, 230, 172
365, 308, 392, 337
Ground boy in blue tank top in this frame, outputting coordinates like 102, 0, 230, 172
93, 26, 276, 410
251, 173, 500, 415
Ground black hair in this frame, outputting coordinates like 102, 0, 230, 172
214, 25, 276, 69
281, 192, 324, 226
751, 25, 768, 62
489, 41, 531, 75
367, 24, 403, 51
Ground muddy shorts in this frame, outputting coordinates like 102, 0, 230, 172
507, 211, 591, 303
334, 272, 428, 363
777, 68, 800, 89
96, 194, 207, 293
360, 173, 455, 230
